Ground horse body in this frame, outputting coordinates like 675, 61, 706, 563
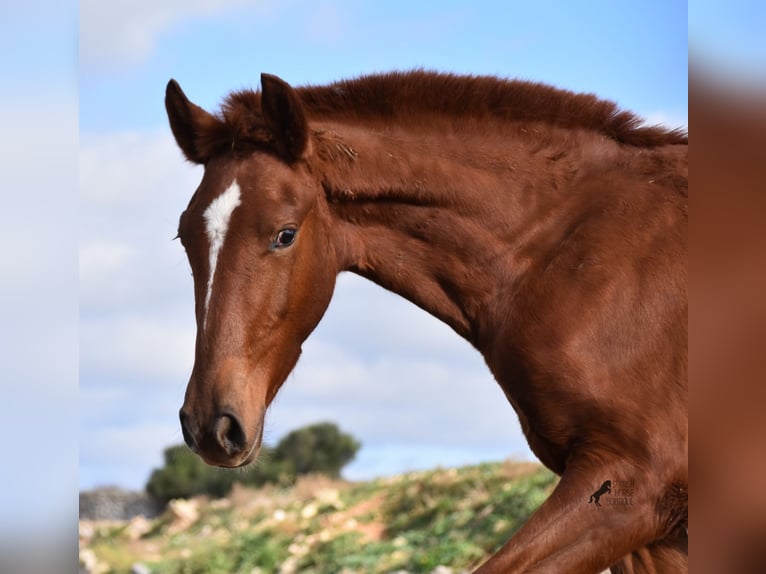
166, 71, 687, 573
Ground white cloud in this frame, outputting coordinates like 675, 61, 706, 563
80, 129, 198, 315
78, 128, 194, 489
80, 241, 137, 305
80, 241, 135, 273
81, 315, 195, 381
80, 129, 201, 207
80, 0, 262, 69
272, 317, 524, 449
80, 423, 182, 489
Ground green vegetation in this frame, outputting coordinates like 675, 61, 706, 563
147, 422, 361, 504
81, 460, 557, 574
275, 422, 361, 478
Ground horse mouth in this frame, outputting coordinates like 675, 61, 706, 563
214, 451, 257, 468
222, 439, 261, 468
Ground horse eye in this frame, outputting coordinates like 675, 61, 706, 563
272, 228, 297, 248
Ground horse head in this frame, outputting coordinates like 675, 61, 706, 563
166, 75, 336, 467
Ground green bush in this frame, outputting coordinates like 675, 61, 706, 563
146, 445, 233, 503
146, 422, 360, 503
271, 421, 361, 478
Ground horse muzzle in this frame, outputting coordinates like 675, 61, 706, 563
179, 406, 263, 468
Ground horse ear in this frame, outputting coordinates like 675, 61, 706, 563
260, 73, 311, 162
165, 79, 219, 164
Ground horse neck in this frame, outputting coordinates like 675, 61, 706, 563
316, 121, 603, 344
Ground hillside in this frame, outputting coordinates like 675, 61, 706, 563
79, 460, 557, 574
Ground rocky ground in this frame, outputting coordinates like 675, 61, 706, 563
80, 487, 163, 522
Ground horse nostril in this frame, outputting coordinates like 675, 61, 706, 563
179, 410, 198, 452
214, 412, 247, 456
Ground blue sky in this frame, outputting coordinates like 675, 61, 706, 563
76, 1, 690, 494
80, 1, 688, 133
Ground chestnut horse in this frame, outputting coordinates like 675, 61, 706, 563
166, 71, 687, 573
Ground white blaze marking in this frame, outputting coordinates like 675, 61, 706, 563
203, 180, 242, 326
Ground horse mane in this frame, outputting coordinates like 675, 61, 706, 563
200, 70, 687, 157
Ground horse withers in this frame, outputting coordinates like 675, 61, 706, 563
166, 71, 687, 573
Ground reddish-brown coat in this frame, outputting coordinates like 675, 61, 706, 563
167, 71, 687, 573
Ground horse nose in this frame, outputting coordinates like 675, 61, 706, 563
213, 411, 247, 456
179, 408, 247, 460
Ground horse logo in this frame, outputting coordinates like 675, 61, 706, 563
589, 480, 612, 507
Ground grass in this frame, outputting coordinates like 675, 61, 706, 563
80, 460, 556, 574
